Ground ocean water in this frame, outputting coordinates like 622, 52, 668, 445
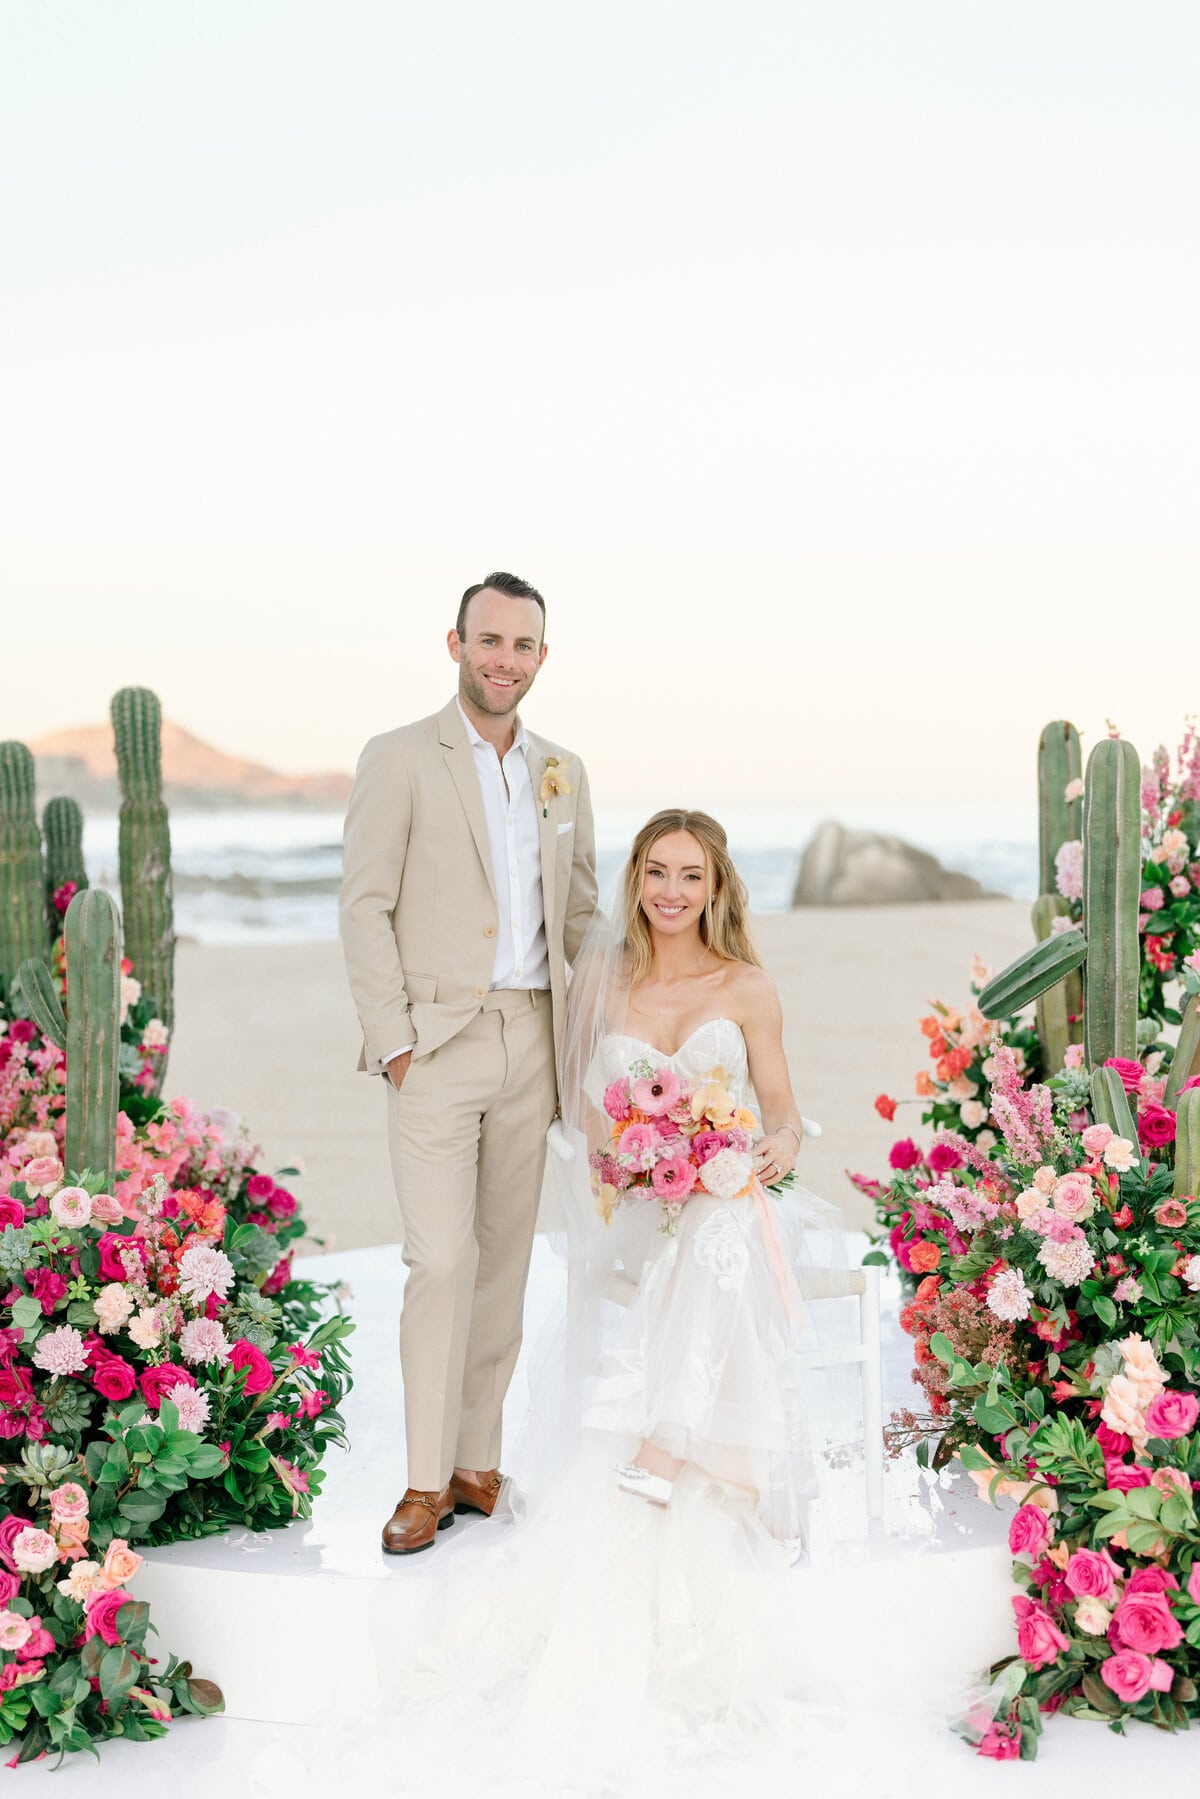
79, 803, 1038, 947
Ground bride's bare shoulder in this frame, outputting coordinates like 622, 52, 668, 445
719, 959, 779, 1015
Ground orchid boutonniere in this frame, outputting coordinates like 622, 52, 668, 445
539, 755, 572, 818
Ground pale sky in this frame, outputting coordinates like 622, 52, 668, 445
3, 2, 1197, 809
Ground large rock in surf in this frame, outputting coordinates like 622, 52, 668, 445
791, 820, 993, 906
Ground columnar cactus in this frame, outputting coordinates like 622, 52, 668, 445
111, 688, 174, 1083
1081, 737, 1141, 1068
1164, 994, 1200, 1108
42, 795, 88, 943
63, 889, 121, 1187
1090, 1065, 1137, 1144
0, 742, 45, 1004
1031, 894, 1074, 1073
1037, 720, 1082, 895
1174, 1088, 1200, 1201
980, 737, 1142, 1073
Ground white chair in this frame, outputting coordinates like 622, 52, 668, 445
793, 1263, 884, 1522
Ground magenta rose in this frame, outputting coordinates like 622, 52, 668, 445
1095, 1421, 1132, 1458
1105, 1057, 1145, 1094
691, 1130, 728, 1165
25, 1269, 67, 1317
888, 1138, 922, 1172
1112, 1590, 1184, 1655
0, 1515, 34, 1572
88, 1346, 137, 1402
1011, 1595, 1068, 1670
262, 1252, 293, 1297
1008, 1505, 1052, 1559
1144, 1390, 1199, 1440
1100, 1649, 1155, 1704
0, 1570, 18, 1607
1064, 1547, 1118, 1601
8, 1020, 35, 1044
926, 1141, 963, 1176
268, 1188, 296, 1218
97, 1233, 143, 1282
245, 1172, 277, 1201
1137, 1105, 1177, 1150
229, 1339, 274, 1396
140, 1363, 196, 1410
0, 1198, 25, 1232
83, 1588, 132, 1647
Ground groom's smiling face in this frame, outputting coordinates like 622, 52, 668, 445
450, 589, 548, 720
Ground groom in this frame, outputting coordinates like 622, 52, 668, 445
340, 572, 597, 1553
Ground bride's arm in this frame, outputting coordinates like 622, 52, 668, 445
738, 969, 804, 1181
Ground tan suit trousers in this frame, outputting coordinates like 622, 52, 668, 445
386, 988, 558, 1490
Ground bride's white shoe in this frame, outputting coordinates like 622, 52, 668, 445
615, 1463, 675, 1507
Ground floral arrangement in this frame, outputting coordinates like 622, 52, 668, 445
589, 1061, 773, 1232
0, 1010, 353, 1761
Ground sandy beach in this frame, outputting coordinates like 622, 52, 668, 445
166, 897, 1035, 1253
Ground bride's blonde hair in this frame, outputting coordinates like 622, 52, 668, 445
620, 809, 761, 988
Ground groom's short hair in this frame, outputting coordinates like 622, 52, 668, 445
456, 572, 546, 643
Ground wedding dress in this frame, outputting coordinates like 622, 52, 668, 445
258, 1020, 869, 1799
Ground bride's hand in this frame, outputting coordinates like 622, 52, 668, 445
754, 1129, 800, 1185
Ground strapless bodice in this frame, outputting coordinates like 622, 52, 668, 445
597, 1015, 751, 1109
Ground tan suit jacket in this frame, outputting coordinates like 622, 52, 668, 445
340, 697, 598, 1076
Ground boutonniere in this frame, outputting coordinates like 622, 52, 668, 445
539, 755, 572, 818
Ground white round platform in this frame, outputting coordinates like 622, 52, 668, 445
136, 1238, 1016, 1726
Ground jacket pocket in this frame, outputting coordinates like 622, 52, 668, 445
404, 971, 438, 1002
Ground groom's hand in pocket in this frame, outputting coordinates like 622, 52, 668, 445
387, 1051, 413, 1091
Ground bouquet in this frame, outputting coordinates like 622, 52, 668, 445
589, 1059, 769, 1233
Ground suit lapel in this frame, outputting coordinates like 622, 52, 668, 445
438, 700, 496, 901
526, 736, 558, 936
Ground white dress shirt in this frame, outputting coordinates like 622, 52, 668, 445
383, 699, 547, 1064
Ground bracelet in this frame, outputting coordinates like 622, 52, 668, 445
779, 1123, 802, 1152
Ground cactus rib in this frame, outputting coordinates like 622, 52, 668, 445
1037, 721, 1083, 896
17, 958, 66, 1050
1081, 738, 1141, 1068
63, 889, 121, 1187
1164, 994, 1200, 1109
1173, 1088, 1200, 1201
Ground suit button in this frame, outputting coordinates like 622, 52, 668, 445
473, 986, 486, 999
483, 924, 497, 938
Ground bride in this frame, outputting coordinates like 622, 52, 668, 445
272, 810, 864, 1799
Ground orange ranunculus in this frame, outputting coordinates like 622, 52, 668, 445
915, 1071, 935, 1098
909, 1241, 942, 1274
927, 1033, 948, 1058
919, 1016, 941, 1039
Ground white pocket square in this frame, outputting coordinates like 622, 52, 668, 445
556, 820, 574, 835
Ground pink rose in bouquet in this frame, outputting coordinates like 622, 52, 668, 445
1007, 1504, 1053, 1558
1124, 1566, 1179, 1596
0, 1515, 34, 1571
229, 1339, 274, 1396
1100, 1650, 1165, 1703
1011, 1595, 1068, 1670
83, 1588, 132, 1647
1144, 1389, 1199, 1439
1064, 1547, 1118, 1601
0, 1196, 25, 1231
1112, 1590, 1184, 1654
140, 1363, 196, 1410
1137, 1105, 1177, 1150
1104, 1057, 1146, 1094
87, 1345, 138, 1402
888, 1138, 921, 1172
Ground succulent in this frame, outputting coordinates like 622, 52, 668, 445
0, 742, 45, 1004
112, 688, 174, 1086
1037, 720, 1082, 895
63, 888, 122, 1188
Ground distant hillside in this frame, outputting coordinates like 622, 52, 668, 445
29, 721, 352, 811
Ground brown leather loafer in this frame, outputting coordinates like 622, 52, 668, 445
450, 1468, 505, 1517
381, 1485, 455, 1554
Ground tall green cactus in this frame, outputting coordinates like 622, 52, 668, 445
1174, 1088, 1200, 1200
42, 795, 88, 945
112, 688, 174, 1084
1090, 1065, 1138, 1144
1081, 737, 1141, 1068
1037, 720, 1083, 895
63, 889, 121, 1187
1031, 894, 1074, 1073
0, 742, 45, 1005
1164, 993, 1200, 1109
